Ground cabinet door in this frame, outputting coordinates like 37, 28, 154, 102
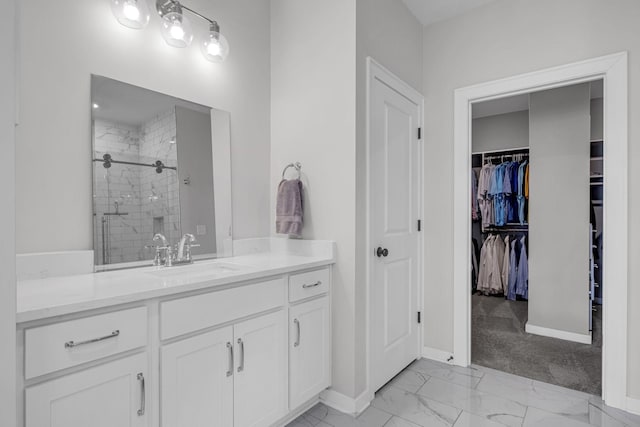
233, 310, 287, 427
26, 353, 148, 427
289, 297, 331, 409
161, 326, 233, 427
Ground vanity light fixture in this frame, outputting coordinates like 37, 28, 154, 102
110, 0, 150, 29
111, 0, 229, 61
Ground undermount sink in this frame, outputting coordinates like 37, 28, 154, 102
145, 262, 246, 279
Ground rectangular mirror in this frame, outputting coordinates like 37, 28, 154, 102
91, 75, 232, 270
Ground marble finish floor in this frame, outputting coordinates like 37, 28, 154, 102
287, 358, 640, 427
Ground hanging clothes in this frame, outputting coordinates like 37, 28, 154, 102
471, 168, 479, 221
477, 234, 506, 295
517, 160, 529, 225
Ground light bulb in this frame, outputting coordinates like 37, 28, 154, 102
169, 23, 185, 40
207, 41, 221, 56
123, 2, 140, 21
201, 23, 229, 62
160, 12, 193, 48
111, 0, 150, 29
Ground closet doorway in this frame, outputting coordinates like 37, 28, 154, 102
470, 81, 603, 394
452, 52, 628, 408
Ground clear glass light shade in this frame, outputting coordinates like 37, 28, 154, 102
201, 31, 229, 62
160, 12, 193, 48
111, 0, 150, 29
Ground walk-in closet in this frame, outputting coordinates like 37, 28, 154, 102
470, 80, 604, 395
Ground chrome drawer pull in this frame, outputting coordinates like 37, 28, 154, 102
237, 338, 245, 372
294, 319, 301, 347
64, 330, 120, 348
137, 373, 146, 416
226, 342, 234, 377
302, 281, 322, 289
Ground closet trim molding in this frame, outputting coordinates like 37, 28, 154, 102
452, 52, 628, 409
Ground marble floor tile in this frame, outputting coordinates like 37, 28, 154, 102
289, 359, 640, 427
589, 396, 640, 427
476, 371, 590, 421
452, 411, 508, 427
417, 377, 526, 427
389, 369, 430, 393
523, 407, 594, 427
383, 416, 423, 427
371, 384, 461, 427
307, 404, 392, 427
408, 359, 483, 388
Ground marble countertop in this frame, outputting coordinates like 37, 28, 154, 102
17, 249, 334, 324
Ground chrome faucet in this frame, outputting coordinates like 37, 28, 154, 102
175, 234, 199, 265
151, 233, 173, 266
149, 233, 199, 267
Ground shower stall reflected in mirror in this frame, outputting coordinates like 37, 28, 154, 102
92, 110, 181, 266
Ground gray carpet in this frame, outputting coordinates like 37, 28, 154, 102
471, 294, 602, 395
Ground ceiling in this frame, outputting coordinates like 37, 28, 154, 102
402, 0, 498, 27
91, 76, 210, 127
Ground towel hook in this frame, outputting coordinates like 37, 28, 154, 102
282, 162, 302, 180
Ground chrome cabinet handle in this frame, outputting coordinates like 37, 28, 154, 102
64, 330, 120, 349
237, 338, 244, 372
294, 319, 301, 347
226, 342, 233, 377
137, 373, 146, 416
302, 281, 322, 289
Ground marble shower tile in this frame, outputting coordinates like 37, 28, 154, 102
372, 385, 461, 427
417, 377, 525, 427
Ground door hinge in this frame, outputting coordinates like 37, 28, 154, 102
418, 127, 422, 140
417, 311, 422, 324
417, 219, 422, 232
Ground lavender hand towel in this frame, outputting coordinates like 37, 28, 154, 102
276, 179, 304, 237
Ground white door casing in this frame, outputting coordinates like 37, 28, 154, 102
369, 58, 423, 392
452, 52, 628, 409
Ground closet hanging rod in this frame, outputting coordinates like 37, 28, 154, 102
282, 162, 302, 180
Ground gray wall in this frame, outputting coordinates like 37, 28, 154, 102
16, 0, 272, 254
421, 0, 640, 398
271, 0, 422, 400
591, 98, 604, 141
472, 110, 529, 153
175, 106, 216, 256
0, 0, 16, 423
528, 84, 591, 336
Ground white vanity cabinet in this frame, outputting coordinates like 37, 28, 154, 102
161, 310, 287, 427
288, 268, 331, 411
289, 296, 331, 410
25, 353, 148, 427
18, 256, 333, 427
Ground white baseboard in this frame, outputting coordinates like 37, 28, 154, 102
422, 346, 454, 364
320, 388, 371, 416
627, 396, 640, 416
525, 322, 592, 344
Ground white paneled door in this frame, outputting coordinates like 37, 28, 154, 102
370, 62, 422, 392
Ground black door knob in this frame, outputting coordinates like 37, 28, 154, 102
376, 247, 389, 258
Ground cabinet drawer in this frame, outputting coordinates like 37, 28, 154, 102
288, 268, 330, 302
25, 307, 147, 379
160, 278, 286, 340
